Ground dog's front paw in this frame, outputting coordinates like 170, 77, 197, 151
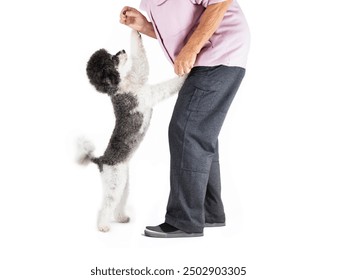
98, 224, 111, 232
131, 29, 141, 40
130, 30, 143, 53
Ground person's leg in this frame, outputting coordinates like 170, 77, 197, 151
145, 65, 245, 237
204, 140, 226, 226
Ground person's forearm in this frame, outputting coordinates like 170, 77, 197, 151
183, 0, 232, 54
140, 21, 157, 39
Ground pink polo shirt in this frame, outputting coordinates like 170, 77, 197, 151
140, 0, 250, 68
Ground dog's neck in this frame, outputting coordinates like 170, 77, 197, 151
118, 77, 145, 95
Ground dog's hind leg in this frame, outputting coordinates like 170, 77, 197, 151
97, 163, 128, 232
114, 168, 130, 223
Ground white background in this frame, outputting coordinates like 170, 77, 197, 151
0, 0, 336, 279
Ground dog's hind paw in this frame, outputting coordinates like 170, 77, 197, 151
98, 224, 111, 232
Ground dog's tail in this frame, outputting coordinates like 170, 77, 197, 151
75, 137, 98, 166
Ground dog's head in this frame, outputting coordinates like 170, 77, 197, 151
86, 49, 127, 95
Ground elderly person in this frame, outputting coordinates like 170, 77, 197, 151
120, 0, 250, 238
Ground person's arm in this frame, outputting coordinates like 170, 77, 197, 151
120, 7, 156, 39
174, 0, 233, 76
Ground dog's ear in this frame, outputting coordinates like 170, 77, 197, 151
86, 49, 120, 95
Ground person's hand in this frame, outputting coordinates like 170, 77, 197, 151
174, 47, 197, 76
120, 6, 149, 32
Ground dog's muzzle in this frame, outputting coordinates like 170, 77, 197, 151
116, 50, 126, 56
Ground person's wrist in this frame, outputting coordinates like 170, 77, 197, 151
181, 44, 199, 56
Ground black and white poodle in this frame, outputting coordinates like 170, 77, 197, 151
76, 30, 185, 232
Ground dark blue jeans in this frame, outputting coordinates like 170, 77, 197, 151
165, 65, 245, 233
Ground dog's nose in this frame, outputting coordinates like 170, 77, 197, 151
116, 50, 126, 56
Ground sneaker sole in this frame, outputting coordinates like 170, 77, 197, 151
144, 229, 203, 238
204, 222, 226, 227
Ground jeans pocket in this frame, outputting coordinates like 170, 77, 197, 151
188, 88, 216, 112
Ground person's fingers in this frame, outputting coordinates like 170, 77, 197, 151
124, 10, 140, 18
120, 7, 127, 18
174, 60, 192, 76
120, 8, 127, 23
120, 14, 129, 25
174, 63, 184, 76
120, 6, 132, 24
121, 6, 139, 18
120, 7, 143, 27
120, 6, 132, 15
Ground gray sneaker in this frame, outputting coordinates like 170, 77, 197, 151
144, 223, 203, 238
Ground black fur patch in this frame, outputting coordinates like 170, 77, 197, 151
93, 93, 147, 166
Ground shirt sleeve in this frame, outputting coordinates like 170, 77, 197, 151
190, 0, 228, 8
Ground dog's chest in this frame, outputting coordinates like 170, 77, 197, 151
112, 93, 138, 117
112, 93, 151, 136
139, 109, 152, 134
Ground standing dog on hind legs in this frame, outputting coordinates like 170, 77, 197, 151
76, 30, 185, 232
